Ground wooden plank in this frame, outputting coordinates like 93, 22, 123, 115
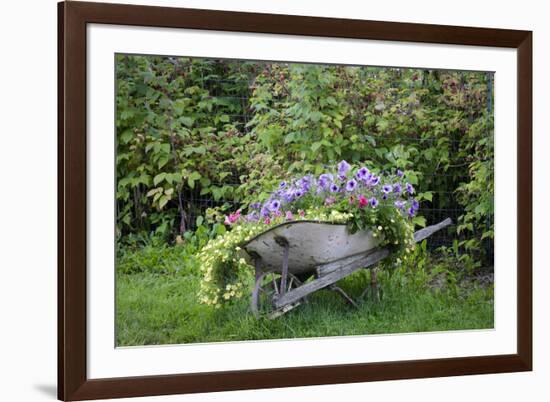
414, 218, 452, 242
268, 301, 302, 319
316, 250, 375, 277
274, 249, 389, 308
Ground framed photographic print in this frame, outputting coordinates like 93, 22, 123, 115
58, 1, 532, 400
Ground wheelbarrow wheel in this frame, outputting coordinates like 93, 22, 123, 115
251, 272, 303, 319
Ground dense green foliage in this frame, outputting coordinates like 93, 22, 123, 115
116, 241, 493, 346
116, 55, 494, 263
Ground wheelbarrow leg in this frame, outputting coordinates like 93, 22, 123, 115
274, 236, 290, 297
360, 267, 382, 302
254, 258, 262, 282
329, 284, 359, 308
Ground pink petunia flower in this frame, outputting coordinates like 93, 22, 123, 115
358, 195, 369, 209
224, 210, 241, 225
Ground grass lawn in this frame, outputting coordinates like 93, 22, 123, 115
116, 263, 494, 346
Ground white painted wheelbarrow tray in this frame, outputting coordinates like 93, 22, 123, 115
242, 218, 452, 318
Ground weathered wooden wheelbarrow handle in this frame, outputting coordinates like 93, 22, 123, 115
273, 218, 453, 310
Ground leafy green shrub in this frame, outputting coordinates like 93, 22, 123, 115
116, 55, 494, 268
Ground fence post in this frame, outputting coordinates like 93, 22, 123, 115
485, 72, 493, 261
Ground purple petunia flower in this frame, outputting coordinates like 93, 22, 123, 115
360, 172, 372, 184
396, 169, 404, 177
346, 179, 358, 192
250, 202, 261, 210
370, 197, 379, 208
411, 199, 420, 211
338, 160, 351, 176
279, 181, 287, 189
394, 200, 405, 210
301, 175, 313, 184
268, 199, 281, 212
393, 183, 402, 194
408, 206, 416, 218
260, 206, 270, 217
318, 173, 334, 189
406, 183, 414, 194
297, 175, 312, 192
382, 184, 392, 194
246, 212, 259, 222
330, 183, 340, 193
369, 175, 380, 186
294, 189, 304, 198
282, 190, 294, 203
356, 167, 370, 180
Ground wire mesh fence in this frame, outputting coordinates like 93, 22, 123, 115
117, 55, 494, 258
181, 60, 494, 251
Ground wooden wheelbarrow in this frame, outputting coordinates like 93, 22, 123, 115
242, 218, 452, 319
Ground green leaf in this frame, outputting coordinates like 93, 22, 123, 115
159, 97, 171, 109
157, 155, 169, 169
173, 100, 185, 115
179, 116, 194, 127
196, 216, 204, 227
419, 191, 433, 202
192, 146, 206, 155
412, 216, 427, 228
215, 223, 226, 235
187, 171, 201, 189
120, 109, 134, 120
376, 119, 389, 131
311, 142, 322, 152
309, 111, 323, 123
119, 129, 133, 144
474, 203, 487, 215
284, 132, 296, 144
158, 195, 169, 209
146, 188, 162, 197
189, 171, 201, 181
153, 173, 166, 186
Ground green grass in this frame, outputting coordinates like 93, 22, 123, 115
116, 251, 494, 346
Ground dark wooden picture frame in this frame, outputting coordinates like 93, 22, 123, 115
58, 1, 532, 400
